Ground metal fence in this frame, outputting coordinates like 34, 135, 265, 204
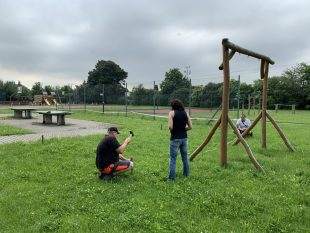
0, 80, 273, 121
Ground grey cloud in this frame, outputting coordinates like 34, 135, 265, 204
0, 0, 309, 88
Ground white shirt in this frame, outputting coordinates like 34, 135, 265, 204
236, 118, 251, 130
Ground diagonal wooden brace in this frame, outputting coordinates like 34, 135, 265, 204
228, 117, 264, 172
234, 111, 262, 145
266, 111, 294, 152
190, 117, 221, 161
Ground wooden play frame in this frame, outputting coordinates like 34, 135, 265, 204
190, 38, 294, 171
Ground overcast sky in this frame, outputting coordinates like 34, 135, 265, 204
0, 0, 309, 89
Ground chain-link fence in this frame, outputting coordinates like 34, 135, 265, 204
45, 81, 266, 122
0, 79, 297, 122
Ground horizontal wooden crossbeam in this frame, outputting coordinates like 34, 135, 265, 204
221, 38, 275, 65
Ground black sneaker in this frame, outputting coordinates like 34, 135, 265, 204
99, 173, 114, 180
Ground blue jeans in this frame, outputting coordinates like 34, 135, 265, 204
168, 138, 190, 180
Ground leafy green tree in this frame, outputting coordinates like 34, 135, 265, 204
191, 85, 204, 107
44, 85, 54, 95
130, 84, 153, 105
170, 88, 190, 105
281, 63, 310, 108
87, 60, 128, 86
85, 60, 127, 104
239, 82, 254, 108
31, 82, 43, 96
4, 81, 18, 101
160, 68, 190, 95
200, 82, 222, 108
159, 68, 190, 105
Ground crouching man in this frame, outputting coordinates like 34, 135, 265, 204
96, 127, 133, 180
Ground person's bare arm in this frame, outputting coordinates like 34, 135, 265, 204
185, 112, 192, 131
116, 137, 131, 154
168, 111, 174, 130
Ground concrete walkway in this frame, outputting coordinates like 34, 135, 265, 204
0, 114, 112, 144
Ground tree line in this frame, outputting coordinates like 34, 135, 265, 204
130, 63, 310, 110
0, 61, 309, 109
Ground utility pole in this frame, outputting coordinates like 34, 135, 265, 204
185, 65, 191, 116
237, 75, 240, 119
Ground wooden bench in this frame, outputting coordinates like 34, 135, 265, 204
36, 110, 72, 126
11, 107, 37, 119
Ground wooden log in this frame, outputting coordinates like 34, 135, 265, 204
234, 111, 262, 145
220, 44, 230, 166
190, 117, 221, 161
260, 59, 265, 79
207, 104, 221, 125
228, 117, 264, 172
222, 38, 275, 65
266, 111, 294, 151
218, 50, 236, 70
261, 61, 268, 149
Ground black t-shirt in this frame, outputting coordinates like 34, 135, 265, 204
170, 110, 188, 140
96, 135, 121, 169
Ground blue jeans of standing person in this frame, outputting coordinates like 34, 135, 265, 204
168, 138, 190, 180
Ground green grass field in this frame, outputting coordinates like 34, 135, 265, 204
0, 124, 32, 136
0, 110, 309, 232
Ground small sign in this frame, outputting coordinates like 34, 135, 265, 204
17, 86, 22, 94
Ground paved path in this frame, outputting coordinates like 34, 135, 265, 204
0, 114, 112, 144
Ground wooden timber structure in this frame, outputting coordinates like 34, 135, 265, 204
190, 38, 294, 172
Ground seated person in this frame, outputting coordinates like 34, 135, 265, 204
96, 127, 133, 179
236, 113, 253, 136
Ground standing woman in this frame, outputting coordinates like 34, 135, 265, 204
167, 99, 192, 180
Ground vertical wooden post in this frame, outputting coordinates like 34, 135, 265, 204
292, 104, 295, 114
220, 43, 230, 166
261, 60, 269, 149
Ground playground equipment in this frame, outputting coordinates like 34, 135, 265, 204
33, 94, 58, 106
190, 38, 294, 171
